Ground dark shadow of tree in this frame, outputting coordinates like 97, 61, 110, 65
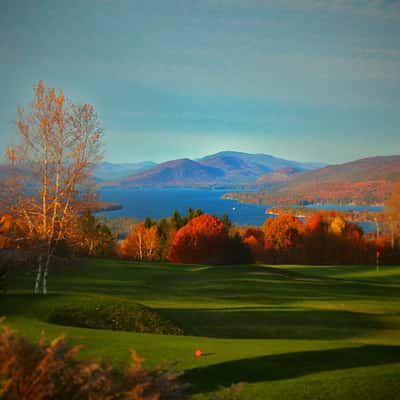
184, 345, 400, 394
158, 308, 394, 339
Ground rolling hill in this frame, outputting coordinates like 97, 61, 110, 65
225, 155, 400, 205
255, 166, 303, 186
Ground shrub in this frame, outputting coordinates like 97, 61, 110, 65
0, 322, 186, 400
48, 302, 184, 335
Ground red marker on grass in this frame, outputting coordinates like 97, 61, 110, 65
195, 349, 203, 357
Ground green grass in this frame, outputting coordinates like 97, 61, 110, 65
1, 259, 400, 399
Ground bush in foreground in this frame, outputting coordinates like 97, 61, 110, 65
0, 322, 244, 400
0, 322, 185, 400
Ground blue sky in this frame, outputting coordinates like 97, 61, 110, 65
1, 0, 399, 163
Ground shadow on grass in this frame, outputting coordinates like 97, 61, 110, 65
184, 345, 400, 394
159, 308, 394, 339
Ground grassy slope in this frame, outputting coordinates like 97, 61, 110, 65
1, 259, 400, 399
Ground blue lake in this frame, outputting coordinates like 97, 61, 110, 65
99, 188, 267, 226
99, 188, 382, 231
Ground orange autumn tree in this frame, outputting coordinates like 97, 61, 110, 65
303, 212, 331, 264
0, 214, 33, 253
2, 81, 103, 294
328, 215, 366, 264
303, 211, 367, 265
242, 227, 265, 263
119, 224, 160, 261
167, 214, 228, 264
0, 214, 17, 250
262, 213, 303, 263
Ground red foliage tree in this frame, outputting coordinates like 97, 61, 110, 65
167, 214, 228, 264
306, 212, 328, 235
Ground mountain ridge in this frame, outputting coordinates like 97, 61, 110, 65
93, 161, 156, 182
100, 151, 325, 188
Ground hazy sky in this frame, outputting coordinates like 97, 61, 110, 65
1, 0, 399, 163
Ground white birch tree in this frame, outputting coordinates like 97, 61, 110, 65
2, 81, 103, 294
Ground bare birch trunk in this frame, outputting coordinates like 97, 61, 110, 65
89, 240, 94, 256
34, 255, 43, 294
374, 218, 380, 239
42, 255, 51, 295
138, 233, 143, 260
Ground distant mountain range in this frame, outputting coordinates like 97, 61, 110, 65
100, 151, 325, 188
93, 161, 156, 182
3, 152, 399, 205
224, 155, 400, 205
0, 161, 157, 183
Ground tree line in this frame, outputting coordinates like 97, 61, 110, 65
116, 205, 400, 266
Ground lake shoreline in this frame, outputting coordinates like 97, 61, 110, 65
97, 188, 380, 232
222, 192, 384, 208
